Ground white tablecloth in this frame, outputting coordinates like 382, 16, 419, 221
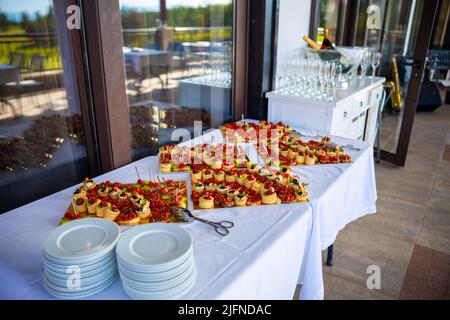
294, 135, 377, 299
243, 120, 377, 299
124, 48, 172, 75
0, 156, 312, 300
0, 127, 377, 300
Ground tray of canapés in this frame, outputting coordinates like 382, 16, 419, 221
258, 135, 352, 167
221, 120, 352, 166
190, 163, 308, 210
220, 120, 293, 143
62, 178, 187, 226
159, 143, 249, 173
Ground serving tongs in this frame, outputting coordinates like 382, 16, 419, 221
289, 130, 316, 139
171, 206, 234, 236
334, 143, 361, 152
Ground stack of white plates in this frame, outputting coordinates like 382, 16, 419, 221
42, 218, 120, 299
117, 223, 196, 300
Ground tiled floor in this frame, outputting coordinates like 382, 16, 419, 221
322, 103, 450, 300
399, 245, 450, 299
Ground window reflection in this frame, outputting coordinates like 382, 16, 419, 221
0, 0, 90, 213
120, 0, 234, 161
354, 0, 426, 154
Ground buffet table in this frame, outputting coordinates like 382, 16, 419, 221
0, 156, 312, 300
0, 127, 377, 300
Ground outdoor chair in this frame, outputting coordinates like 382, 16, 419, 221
5, 55, 53, 110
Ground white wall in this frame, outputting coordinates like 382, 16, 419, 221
275, 0, 312, 87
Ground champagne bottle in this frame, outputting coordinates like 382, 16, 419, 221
302, 35, 321, 50
303, 34, 342, 64
321, 28, 334, 49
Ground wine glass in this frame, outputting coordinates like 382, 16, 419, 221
326, 62, 336, 102
276, 60, 287, 94
335, 63, 342, 89
371, 52, 381, 79
298, 58, 307, 96
292, 59, 302, 96
312, 59, 321, 99
303, 58, 312, 98
360, 50, 371, 82
316, 61, 325, 100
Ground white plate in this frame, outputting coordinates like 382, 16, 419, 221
116, 247, 193, 273
45, 265, 117, 288
122, 268, 196, 300
43, 250, 115, 271
116, 224, 192, 268
44, 251, 116, 274
118, 255, 193, 282
44, 270, 117, 294
116, 247, 192, 273
43, 218, 120, 260
43, 273, 117, 300
120, 261, 195, 292
45, 256, 117, 280
42, 248, 115, 266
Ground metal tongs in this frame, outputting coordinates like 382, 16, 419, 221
338, 144, 361, 152
171, 206, 235, 236
324, 141, 361, 152
290, 130, 315, 139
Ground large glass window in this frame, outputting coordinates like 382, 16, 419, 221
119, 0, 234, 161
431, 0, 450, 49
354, 0, 427, 154
0, 0, 92, 213
316, 0, 348, 46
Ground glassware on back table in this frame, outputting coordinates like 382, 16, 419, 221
318, 61, 327, 100
326, 62, 337, 102
371, 52, 381, 79
360, 50, 371, 81
312, 59, 321, 99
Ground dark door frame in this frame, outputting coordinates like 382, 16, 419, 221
233, 0, 249, 121
66, 0, 102, 176
380, 0, 440, 166
245, 0, 277, 120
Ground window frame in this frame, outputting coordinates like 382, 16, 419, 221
81, 0, 132, 172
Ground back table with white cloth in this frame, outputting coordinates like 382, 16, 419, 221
0, 124, 377, 300
123, 47, 172, 89
123, 47, 172, 75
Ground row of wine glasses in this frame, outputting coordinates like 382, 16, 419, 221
187, 52, 232, 88
276, 57, 341, 102
275, 50, 382, 100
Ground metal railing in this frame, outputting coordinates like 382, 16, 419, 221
0, 27, 232, 71
0, 32, 62, 71
121, 26, 233, 51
